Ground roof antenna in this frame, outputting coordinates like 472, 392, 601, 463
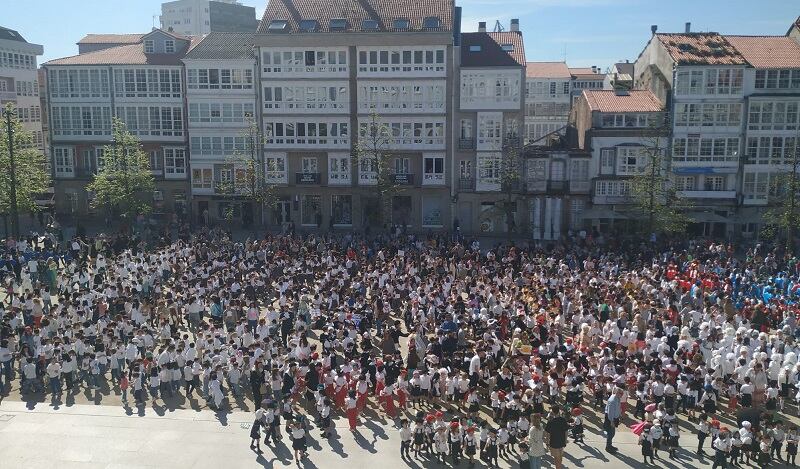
493, 20, 505, 33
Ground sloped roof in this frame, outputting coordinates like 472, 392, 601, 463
526, 61, 570, 78
461, 31, 525, 67
655, 33, 747, 65
582, 89, 663, 113
45, 35, 202, 66
569, 67, 605, 79
0, 26, 27, 43
258, 0, 454, 33
77, 33, 144, 45
725, 35, 800, 69
184, 32, 255, 60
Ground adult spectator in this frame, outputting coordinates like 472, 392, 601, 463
544, 407, 569, 469
528, 413, 547, 469
604, 387, 623, 453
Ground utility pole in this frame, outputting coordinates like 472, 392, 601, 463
3, 107, 20, 239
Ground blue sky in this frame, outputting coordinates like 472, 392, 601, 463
5, 0, 799, 68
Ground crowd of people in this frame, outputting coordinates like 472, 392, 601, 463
1, 225, 800, 468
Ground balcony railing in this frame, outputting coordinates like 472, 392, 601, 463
422, 173, 445, 185
0, 91, 16, 101
295, 172, 321, 185
73, 167, 99, 178
390, 173, 414, 185
526, 180, 547, 192
458, 138, 475, 150
459, 178, 475, 191
676, 190, 737, 199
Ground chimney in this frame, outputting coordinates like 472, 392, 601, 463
510, 19, 519, 32
651, 24, 658, 35
592, 65, 598, 74
685, 22, 691, 33
478, 21, 486, 33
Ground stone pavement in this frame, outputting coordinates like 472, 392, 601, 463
0, 399, 742, 469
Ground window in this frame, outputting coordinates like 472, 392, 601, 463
469, 45, 482, 52
617, 147, 646, 175
331, 195, 352, 225
299, 20, 318, 32
301, 195, 321, 225
362, 20, 379, 30
501, 44, 514, 52
460, 119, 473, 139
165, 40, 175, 53
393, 18, 410, 30
704, 176, 725, 191
163, 148, 186, 177
755, 69, 800, 89
423, 155, 445, 184
743, 172, 771, 201
600, 148, 615, 174
265, 154, 287, 183
53, 147, 75, 177
192, 168, 213, 190
329, 18, 348, 30
301, 156, 318, 173
144, 40, 154, 53
423, 16, 441, 29
393, 157, 410, 175
268, 20, 289, 32
675, 176, 696, 191
477, 153, 501, 189
570, 159, 589, 181
422, 197, 443, 227
746, 136, 798, 165
328, 154, 351, 184
673, 137, 740, 163
149, 150, 163, 171
459, 160, 473, 180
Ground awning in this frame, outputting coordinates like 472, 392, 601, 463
687, 211, 731, 223
580, 207, 629, 220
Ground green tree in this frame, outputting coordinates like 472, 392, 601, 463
497, 130, 523, 234
763, 136, 800, 254
87, 118, 155, 221
216, 117, 277, 226
629, 126, 689, 235
354, 111, 404, 227
0, 104, 51, 237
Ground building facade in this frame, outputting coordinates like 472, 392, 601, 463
524, 62, 571, 145
253, 0, 456, 233
43, 29, 193, 218
571, 89, 667, 233
454, 22, 526, 234
634, 29, 800, 239
182, 32, 258, 224
161, 0, 257, 36
0, 26, 45, 156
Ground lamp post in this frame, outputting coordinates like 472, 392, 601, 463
2, 106, 19, 239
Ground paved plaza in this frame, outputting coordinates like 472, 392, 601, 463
0, 399, 742, 469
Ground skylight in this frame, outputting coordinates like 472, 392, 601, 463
268, 20, 289, 32
501, 44, 514, 52
393, 18, 410, 30
330, 18, 348, 31
362, 19, 379, 31
298, 20, 318, 32
423, 16, 441, 29
469, 45, 482, 52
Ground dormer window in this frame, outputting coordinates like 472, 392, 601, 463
362, 19, 379, 31
268, 20, 289, 33
165, 40, 175, 53
329, 18, 348, 31
501, 44, 514, 52
423, 16, 441, 29
298, 19, 318, 32
393, 18, 410, 30
469, 45, 482, 52
144, 40, 154, 53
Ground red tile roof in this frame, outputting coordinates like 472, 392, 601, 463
725, 35, 800, 69
77, 34, 144, 45
258, 0, 454, 33
526, 61, 570, 78
655, 33, 747, 65
461, 31, 525, 67
582, 89, 663, 113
